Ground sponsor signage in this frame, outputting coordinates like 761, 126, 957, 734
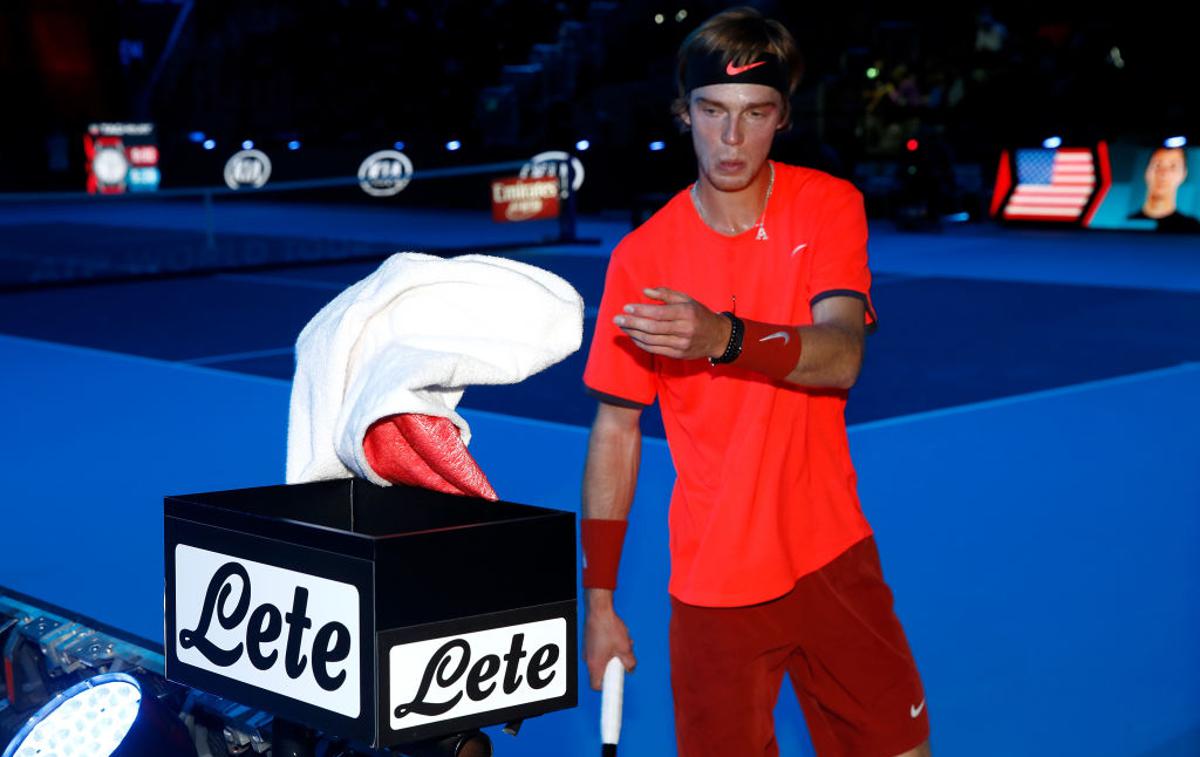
520, 150, 585, 199
358, 150, 414, 197
165, 479, 576, 748
224, 149, 272, 190
490, 176, 560, 222
85, 122, 159, 194
174, 545, 362, 718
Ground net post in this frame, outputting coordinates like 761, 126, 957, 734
558, 154, 578, 243
203, 190, 215, 251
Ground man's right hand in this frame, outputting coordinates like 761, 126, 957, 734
583, 588, 637, 690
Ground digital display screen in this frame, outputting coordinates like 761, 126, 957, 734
1086, 144, 1200, 233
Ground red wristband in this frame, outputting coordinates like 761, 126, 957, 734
735, 319, 803, 379
581, 518, 628, 590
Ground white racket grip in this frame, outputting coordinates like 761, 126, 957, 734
600, 657, 626, 744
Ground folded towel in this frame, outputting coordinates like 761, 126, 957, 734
286, 252, 584, 489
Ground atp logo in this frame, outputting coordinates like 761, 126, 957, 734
224, 149, 272, 190
520, 151, 585, 199
358, 150, 414, 197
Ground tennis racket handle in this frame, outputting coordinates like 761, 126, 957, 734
601, 657, 625, 745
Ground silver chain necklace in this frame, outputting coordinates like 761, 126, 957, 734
691, 161, 774, 240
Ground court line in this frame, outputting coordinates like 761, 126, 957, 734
849, 361, 1200, 433
183, 346, 294, 365
5, 333, 1195, 439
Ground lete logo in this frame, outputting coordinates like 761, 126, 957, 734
174, 545, 361, 717
389, 619, 567, 730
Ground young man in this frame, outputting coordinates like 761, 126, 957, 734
579, 8, 931, 756
1127, 146, 1200, 233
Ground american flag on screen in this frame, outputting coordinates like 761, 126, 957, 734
1002, 148, 1096, 221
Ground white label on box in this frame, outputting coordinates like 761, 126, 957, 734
174, 544, 360, 717
389, 618, 567, 729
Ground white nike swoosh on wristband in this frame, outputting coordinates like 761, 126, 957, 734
760, 331, 790, 345
910, 699, 926, 718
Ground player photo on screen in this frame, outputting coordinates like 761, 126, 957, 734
1088, 143, 1200, 233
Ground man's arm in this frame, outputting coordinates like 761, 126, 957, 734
614, 287, 867, 389
781, 295, 865, 388
581, 400, 642, 689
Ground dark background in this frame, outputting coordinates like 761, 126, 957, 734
1, 0, 1193, 214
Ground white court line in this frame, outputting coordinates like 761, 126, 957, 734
849, 362, 1200, 433
184, 346, 294, 365
5, 332, 1194, 438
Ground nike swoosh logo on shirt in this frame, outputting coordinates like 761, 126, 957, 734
726, 60, 767, 76
910, 699, 926, 718
791, 243, 808, 256
760, 331, 790, 345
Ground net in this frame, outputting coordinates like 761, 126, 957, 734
0, 159, 586, 290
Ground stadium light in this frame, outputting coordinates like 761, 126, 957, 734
241, 139, 254, 150
906, 139, 919, 152
649, 141, 666, 152
202, 140, 216, 151
0, 672, 196, 757
446, 140, 462, 152
287, 140, 301, 151
575, 139, 591, 151
654, 13, 664, 24
187, 131, 205, 143
866, 67, 879, 80
1164, 136, 1188, 148
1042, 136, 1063, 149
394, 140, 406, 151
675, 9, 688, 22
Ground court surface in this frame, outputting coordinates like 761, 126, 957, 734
1, 201, 1197, 756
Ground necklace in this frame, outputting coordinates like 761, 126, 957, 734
692, 161, 774, 240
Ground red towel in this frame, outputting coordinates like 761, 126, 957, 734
363, 414, 497, 500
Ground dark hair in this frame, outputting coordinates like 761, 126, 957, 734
672, 7, 804, 128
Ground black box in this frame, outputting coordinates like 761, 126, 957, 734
164, 479, 577, 748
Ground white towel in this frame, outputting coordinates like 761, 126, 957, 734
286, 252, 584, 486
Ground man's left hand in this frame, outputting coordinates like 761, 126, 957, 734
615, 287, 731, 360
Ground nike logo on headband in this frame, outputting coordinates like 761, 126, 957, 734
726, 60, 767, 76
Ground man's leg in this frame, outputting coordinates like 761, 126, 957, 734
669, 593, 793, 757
784, 536, 931, 756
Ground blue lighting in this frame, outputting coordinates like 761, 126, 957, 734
944, 212, 971, 223
1164, 136, 1188, 149
393, 141, 406, 151
1042, 136, 1063, 149
2, 672, 142, 757
187, 131, 206, 143
575, 139, 591, 151
202, 139, 216, 151
649, 141, 666, 152
287, 140, 301, 151
242, 140, 254, 150
446, 140, 462, 152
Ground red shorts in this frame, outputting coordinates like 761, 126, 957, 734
669, 536, 929, 757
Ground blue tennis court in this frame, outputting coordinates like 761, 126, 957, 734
1, 201, 1198, 756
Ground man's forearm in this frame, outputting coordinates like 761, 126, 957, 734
782, 322, 864, 389
581, 412, 642, 609
582, 418, 641, 521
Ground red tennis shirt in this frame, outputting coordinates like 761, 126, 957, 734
583, 162, 878, 607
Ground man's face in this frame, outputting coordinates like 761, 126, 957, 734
1145, 148, 1188, 199
681, 83, 785, 192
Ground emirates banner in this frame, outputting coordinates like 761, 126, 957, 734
490, 176, 560, 222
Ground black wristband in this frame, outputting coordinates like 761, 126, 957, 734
708, 311, 744, 365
